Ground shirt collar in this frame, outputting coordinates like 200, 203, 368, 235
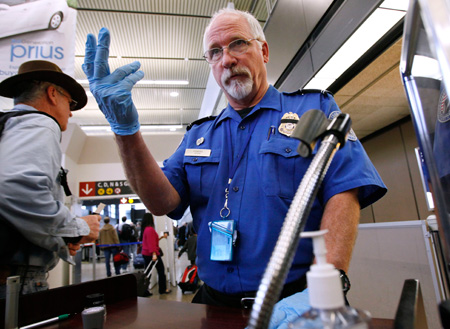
9, 104, 62, 134
215, 85, 281, 127
12, 104, 39, 112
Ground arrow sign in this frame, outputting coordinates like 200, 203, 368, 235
79, 182, 96, 197
79, 180, 132, 197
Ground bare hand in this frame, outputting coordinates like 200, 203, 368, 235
79, 214, 101, 244
67, 243, 81, 256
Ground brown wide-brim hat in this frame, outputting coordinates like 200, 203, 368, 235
0, 60, 87, 111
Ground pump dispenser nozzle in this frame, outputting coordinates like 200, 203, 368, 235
301, 229, 345, 309
290, 230, 371, 329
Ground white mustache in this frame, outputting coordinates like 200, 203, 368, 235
222, 66, 252, 86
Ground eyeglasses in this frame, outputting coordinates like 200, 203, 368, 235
56, 89, 78, 110
203, 38, 258, 64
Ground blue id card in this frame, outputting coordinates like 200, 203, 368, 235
210, 220, 236, 261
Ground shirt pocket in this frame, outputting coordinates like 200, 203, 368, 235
259, 136, 304, 199
184, 153, 221, 199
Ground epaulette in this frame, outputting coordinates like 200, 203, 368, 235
294, 89, 334, 97
186, 116, 216, 131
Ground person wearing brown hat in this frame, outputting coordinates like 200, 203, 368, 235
98, 216, 121, 277
0, 60, 99, 298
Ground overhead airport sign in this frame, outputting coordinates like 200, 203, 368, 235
79, 180, 133, 197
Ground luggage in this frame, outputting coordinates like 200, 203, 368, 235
178, 264, 199, 294
136, 259, 158, 297
113, 251, 129, 266
133, 253, 145, 269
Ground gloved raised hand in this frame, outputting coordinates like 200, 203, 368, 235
83, 27, 144, 135
268, 289, 310, 329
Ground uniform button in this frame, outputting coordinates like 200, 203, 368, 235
227, 267, 234, 273
285, 148, 292, 153
239, 125, 246, 130
193, 158, 198, 162
233, 186, 239, 192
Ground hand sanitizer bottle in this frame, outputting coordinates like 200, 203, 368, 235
289, 230, 370, 329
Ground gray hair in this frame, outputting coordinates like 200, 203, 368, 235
13, 81, 53, 105
203, 8, 266, 52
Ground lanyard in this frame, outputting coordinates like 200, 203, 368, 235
220, 119, 257, 218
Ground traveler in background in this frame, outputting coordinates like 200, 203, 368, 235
172, 224, 179, 250
0, 60, 100, 298
135, 221, 142, 254
99, 216, 121, 277
177, 222, 187, 249
130, 220, 139, 261
118, 216, 132, 272
141, 213, 171, 296
159, 231, 169, 242
178, 223, 197, 265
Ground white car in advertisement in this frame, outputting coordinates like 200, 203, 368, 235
0, 0, 69, 39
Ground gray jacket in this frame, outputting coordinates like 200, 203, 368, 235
0, 105, 89, 269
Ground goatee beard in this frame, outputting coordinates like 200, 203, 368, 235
221, 66, 253, 100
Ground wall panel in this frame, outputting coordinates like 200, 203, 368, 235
362, 122, 419, 221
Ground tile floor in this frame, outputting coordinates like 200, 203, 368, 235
80, 252, 196, 303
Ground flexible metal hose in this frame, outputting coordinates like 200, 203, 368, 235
247, 134, 341, 329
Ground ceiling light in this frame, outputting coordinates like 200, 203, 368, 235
81, 126, 111, 132
379, 0, 409, 11
80, 124, 184, 136
304, 2, 407, 90
170, 92, 179, 97
140, 125, 183, 130
138, 80, 189, 85
77, 79, 189, 86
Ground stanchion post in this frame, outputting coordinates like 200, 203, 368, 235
73, 248, 82, 284
5, 276, 20, 329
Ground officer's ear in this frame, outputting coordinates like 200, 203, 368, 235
261, 41, 269, 64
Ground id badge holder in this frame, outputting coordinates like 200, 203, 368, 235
209, 220, 236, 261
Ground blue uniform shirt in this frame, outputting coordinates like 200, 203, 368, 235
162, 86, 386, 294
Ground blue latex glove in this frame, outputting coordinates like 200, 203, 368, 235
268, 289, 311, 329
82, 27, 144, 135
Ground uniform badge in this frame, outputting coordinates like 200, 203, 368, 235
196, 137, 205, 146
438, 89, 450, 123
278, 112, 300, 137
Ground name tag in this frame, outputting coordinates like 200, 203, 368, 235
185, 148, 211, 157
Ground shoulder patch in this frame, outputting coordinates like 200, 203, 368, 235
289, 89, 334, 97
186, 116, 216, 131
438, 89, 450, 123
328, 111, 357, 141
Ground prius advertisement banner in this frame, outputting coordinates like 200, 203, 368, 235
0, 0, 77, 107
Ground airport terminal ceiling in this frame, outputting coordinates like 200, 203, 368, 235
0, 1, 409, 139
62, 0, 411, 140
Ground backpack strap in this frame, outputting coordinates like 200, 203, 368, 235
0, 110, 71, 196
